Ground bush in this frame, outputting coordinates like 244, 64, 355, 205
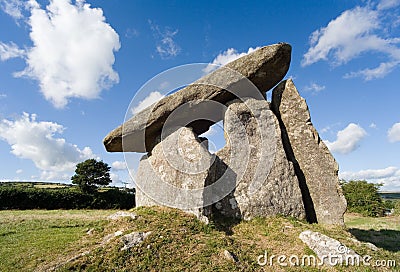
384, 199, 395, 210
394, 201, 400, 216
341, 180, 385, 217
0, 186, 135, 210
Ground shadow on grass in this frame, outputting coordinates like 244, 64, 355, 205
349, 228, 400, 252
209, 212, 242, 236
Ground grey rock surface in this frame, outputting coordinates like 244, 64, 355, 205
101, 230, 124, 245
215, 98, 306, 220
135, 127, 216, 220
86, 228, 94, 235
349, 237, 379, 251
299, 230, 360, 266
272, 79, 347, 225
104, 43, 291, 152
222, 249, 238, 262
107, 211, 137, 220
121, 231, 152, 251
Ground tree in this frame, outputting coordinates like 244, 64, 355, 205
71, 159, 112, 193
341, 180, 385, 217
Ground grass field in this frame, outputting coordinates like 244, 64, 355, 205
345, 213, 400, 231
0, 210, 115, 271
0, 209, 398, 271
345, 213, 400, 253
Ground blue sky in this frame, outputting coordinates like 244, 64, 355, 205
0, 0, 399, 191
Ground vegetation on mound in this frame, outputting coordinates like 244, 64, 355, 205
0, 208, 398, 271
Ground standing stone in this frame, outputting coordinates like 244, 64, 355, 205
271, 79, 347, 225
135, 127, 216, 222
215, 98, 306, 220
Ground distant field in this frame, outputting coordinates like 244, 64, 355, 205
380, 192, 400, 200
345, 213, 400, 231
0, 181, 72, 189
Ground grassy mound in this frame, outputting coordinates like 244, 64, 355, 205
1, 208, 399, 271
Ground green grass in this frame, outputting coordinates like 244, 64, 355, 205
0, 209, 399, 271
345, 213, 400, 254
0, 210, 115, 271
345, 213, 400, 231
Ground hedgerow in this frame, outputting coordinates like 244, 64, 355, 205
0, 186, 135, 210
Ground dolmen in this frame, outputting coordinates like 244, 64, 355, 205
103, 43, 347, 225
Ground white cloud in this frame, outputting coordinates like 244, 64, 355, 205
369, 122, 377, 129
199, 121, 224, 154
344, 61, 398, 80
16, 169, 23, 174
340, 167, 400, 191
110, 172, 134, 187
319, 122, 342, 134
388, 122, 400, 142
200, 121, 223, 138
111, 160, 127, 171
0, 41, 24, 61
109, 172, 121, 184
0, 0, 24, 19
200, 124, 218, 138
0, 112, 96, 180
125, 28, 139, 38
378, 0, 400, 10
340, 166, 398, 180
302, 2, 400, 80
303, 82, 325, 93
149, 20, 180, 59
131, 91, 164, 115
324, 123, 367, 154
0, 93, 7, 99
158, 81, 170, 90
11, 0, 120, 108
320, 126, 331, 134
302, 6, 379, 66
379, 172, 400, 191
40, 171, 70, 181
204, 47, 259, 74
